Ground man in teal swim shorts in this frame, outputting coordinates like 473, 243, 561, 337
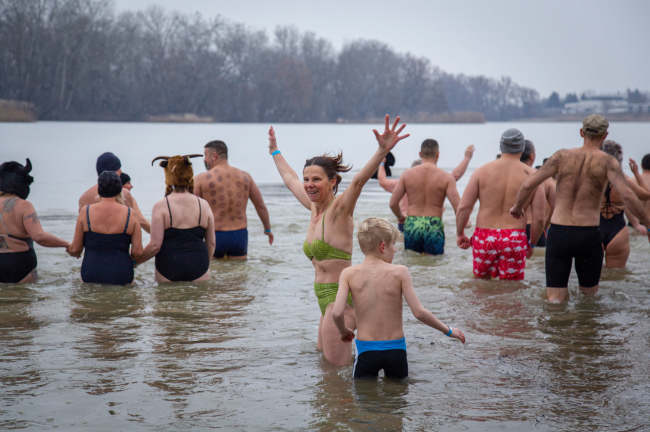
389, 139, 462, 254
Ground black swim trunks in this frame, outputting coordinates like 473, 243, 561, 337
545, 224, 603, 288
353, 338, 408, 379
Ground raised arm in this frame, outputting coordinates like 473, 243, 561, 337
332, 268, 355, 342
400, 266, 465, 343
268, 126, 311, 210
338, 114, 409, 216
21, 202, 69, 248
389, 176, 407, 223
511, 151, 561, 218
627, 159, 650, 200
451, 145, 475, 181
456, 170, 479, 248
377, 161, 398, 193
607, 157, 650, 231
248, 175, 273, 245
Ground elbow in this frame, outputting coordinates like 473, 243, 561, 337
413, 308, 427, 322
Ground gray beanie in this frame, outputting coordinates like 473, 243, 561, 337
500, 128, 525, 154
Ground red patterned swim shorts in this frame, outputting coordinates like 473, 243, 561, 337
471, 227, 528, 280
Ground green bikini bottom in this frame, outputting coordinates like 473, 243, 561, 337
314, 282, 353, 315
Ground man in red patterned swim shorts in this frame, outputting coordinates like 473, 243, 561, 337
456, 128, 546, 280
471, 228, 528, 280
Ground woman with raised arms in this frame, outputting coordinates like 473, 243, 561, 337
268, 115, 409, 365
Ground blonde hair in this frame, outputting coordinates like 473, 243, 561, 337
357, 217, 399, 254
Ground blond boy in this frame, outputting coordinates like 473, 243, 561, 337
332, 218, 465, 379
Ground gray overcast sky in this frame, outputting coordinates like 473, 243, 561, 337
113, 0, 650, 97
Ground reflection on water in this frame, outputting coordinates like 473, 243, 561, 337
0, 179, 648, 430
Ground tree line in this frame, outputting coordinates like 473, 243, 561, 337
0, 0, 542, 122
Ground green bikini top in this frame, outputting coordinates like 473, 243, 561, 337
303, 209, 351, 262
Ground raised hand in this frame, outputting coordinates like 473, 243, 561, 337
629, 158, 639, 174
372, 114, 410, 152
465, 145, 475, 159
268, 126, 279, 155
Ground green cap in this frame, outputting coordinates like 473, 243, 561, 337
582, 114, 609, 136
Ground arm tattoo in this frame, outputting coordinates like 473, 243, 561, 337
2, 198, 17, 213
24, 212, 40, 224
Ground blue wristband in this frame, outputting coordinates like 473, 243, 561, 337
271, 150, 281, 156
445, 326, 453, 337
264, 229, 272, 233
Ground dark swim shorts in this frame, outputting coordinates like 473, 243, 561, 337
214, 228, 248, 258
403, 216, 444, 255
545, 224, 603, 288
353, 338, 408, 379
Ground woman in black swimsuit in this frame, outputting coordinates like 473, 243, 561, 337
0, 159, 69, 283
137, 155, 215, 282
600, 141, 650, 268
68, 171, 143, 284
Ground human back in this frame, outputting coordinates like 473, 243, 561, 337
475, 156, 535, 229
344, 260, 406, 341
402, 163, 455, 217
196, 163, 251, 231
550, 147, 610, 226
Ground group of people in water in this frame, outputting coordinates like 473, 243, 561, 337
1, 113, 649, 378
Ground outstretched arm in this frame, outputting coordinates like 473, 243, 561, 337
400, 266, 465, 343
511, 151, 560, 218
338, 114, 410, 217
451, 145, 475, 181
268, 126, 311, 210
249, 176, 273, 245
21, 202, 69, 248
332, 268, 355, 342
377, 161, 398, 193
456, 171, 479, 248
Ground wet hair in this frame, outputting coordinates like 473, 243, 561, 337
120, 172, 131, 185
303, 153, 351, 194
641, 154, 650, 170
0, 159, 33, 199
520, 139, 535, 163
602, 140, 623, 163
357, 217, 399, 254
97, 171, 123, 198
420, 139, 439, 158
204, 140, 228, 159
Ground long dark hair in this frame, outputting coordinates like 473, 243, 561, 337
304, 153, 352, 194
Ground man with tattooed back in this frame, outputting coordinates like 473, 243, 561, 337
194, 140, 273, 259
510, 114, 650, 303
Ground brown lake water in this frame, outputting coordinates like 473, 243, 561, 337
1, 122, 649, 430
